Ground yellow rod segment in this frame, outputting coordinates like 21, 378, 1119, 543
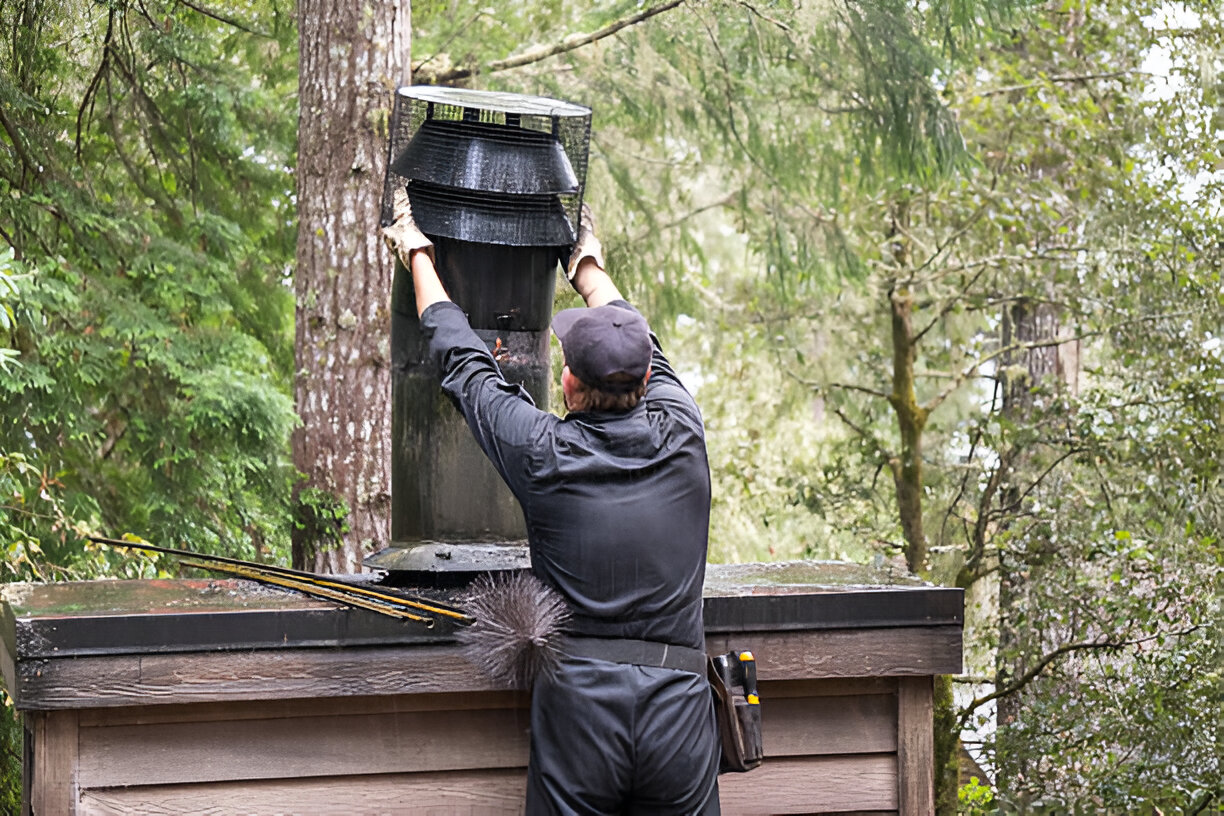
179, 559, 435, 626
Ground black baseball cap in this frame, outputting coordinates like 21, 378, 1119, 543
552, 304, 652, 393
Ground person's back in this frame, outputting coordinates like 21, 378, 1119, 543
517, 319, 711, 652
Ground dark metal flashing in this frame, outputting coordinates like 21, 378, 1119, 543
1, 579, 460, 660
702, 587, 962, 633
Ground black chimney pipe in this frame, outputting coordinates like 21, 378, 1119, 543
366, 87, 592, 581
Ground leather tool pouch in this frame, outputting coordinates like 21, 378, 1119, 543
708, 651, 764, 773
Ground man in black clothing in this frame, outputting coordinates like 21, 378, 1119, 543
384, 199, 720, 815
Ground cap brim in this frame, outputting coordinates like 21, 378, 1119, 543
550, 307, 586, 344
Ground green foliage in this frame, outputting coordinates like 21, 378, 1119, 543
292, 486, 350, 563
0, 696, 18, 816
0, 0, 299, 578
1, 1, 298, 802
958, 776, 995, 815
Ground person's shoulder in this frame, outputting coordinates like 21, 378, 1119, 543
645, 397, 705, 436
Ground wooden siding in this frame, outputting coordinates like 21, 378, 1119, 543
33, 678, 917, 816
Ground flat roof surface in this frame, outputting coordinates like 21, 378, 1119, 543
2, 562, 962, 659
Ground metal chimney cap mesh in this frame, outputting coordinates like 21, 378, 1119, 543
381, 86, 592, 245
396, 86, 591, 120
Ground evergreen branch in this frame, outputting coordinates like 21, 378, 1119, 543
105, 28, 193, 192
422, 0, 686, 83
979, 71, 1141, 98
628, 192, 737, 245
732, 0, 793, 32
133, 0, 162, 31
697, 12, 838, 231
956, 626, 1202, 731
827, 381, 891, 401
175, 0, 271, 37
104, 103, 177, 216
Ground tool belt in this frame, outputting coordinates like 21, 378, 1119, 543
560, 636, 707, 676
708, 650, 764, 773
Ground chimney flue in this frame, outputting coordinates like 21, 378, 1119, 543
366, 87, 592, 582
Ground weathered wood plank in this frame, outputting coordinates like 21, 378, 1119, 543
29, 710, 79, 816
78, 757, 898, 816
897, 676, 934, 816
719, 754, 898, 814
78, 707, 531, 788
78, 689, 528, 728
79, 769, 528, 816
761, 677, 898, 699
16, 644, 499, 710
764, 694, 896, 757
0, 632, 17, 704
20, 627, 961, 710
707, 626, 963, 681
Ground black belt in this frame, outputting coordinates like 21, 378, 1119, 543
561, 636, 707, 676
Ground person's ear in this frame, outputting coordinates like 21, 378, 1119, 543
643, 367, 651, 386
561, 365, 577, 408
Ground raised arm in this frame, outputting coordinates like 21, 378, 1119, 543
381, 189, 448, 317
566, 205, 622, 308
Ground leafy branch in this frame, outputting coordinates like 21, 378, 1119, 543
174, 0, 272, 38
956, 626, 1203, 731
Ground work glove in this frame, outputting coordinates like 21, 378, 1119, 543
565, 203, 604, 282
382, 187, 434, 264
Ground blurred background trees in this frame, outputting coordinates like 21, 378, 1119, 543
2, 0, 1221, 811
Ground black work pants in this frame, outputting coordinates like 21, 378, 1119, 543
525, 656, 721, 816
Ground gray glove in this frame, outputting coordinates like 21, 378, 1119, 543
382, 188, 434, 264
566, 203, 605, 281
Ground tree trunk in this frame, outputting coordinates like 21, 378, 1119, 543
888, 283, 929, 574
884, 200, 930, 575
293, 0, 411, 572
995, 294, 1076, 802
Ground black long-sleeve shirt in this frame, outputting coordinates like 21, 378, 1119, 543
421, 299, 711, 650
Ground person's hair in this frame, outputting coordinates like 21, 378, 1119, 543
567, 373, 648, 413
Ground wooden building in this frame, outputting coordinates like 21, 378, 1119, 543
2, 561, 961, 815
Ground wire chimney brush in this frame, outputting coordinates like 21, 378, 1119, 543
457, 570, 571, 689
